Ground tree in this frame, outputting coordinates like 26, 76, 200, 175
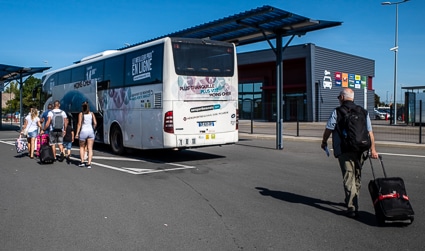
374, 93, 387, 107
2, 76, 44, 116
21, 76, 42, 112
374, 93, 380, 107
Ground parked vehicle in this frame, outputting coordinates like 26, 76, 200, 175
374, 109, 387, 120
381, 109, 393, 120
2, 113, 14, 120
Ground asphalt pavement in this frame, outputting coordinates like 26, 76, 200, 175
1, 120, 424, 250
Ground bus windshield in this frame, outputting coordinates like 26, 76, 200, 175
172, 40, 234, 77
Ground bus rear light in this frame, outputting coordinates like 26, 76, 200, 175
164, 111, 174, 133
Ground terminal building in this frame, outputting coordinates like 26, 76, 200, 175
237, 43, 375, 122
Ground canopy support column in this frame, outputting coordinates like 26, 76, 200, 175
276, 30, 283, 150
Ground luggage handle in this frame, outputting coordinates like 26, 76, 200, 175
369, 154, 387, 179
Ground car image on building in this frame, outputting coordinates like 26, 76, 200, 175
323, 75, 332, 89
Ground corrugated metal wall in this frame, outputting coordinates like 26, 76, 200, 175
312, 45, 375, 122
237, 43, 376, 122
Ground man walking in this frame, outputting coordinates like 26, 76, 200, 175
41, 100, 68, 162
40, 103, 53, 135
321, 88, 378, 218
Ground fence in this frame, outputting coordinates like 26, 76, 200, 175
239, 120, 425, 145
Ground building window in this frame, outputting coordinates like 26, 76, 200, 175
238, 82, 263, 120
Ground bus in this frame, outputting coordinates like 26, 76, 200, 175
41, 37, 239, 154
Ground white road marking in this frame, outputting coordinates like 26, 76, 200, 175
1, 139, 196, 175
328, 147, 425, 159
379, 152, 425, 158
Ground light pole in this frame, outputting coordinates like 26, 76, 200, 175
381, 0, 409, 125
386, 91, 389, 105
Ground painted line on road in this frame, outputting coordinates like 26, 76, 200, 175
379, 152, 425, 158
1, 139, 196, 175
89, 156, 196, 175
327, 147, 425, 159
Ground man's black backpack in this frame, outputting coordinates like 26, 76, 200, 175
336, 104, 371, 153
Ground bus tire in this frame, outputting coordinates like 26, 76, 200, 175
110, 125, 125, 155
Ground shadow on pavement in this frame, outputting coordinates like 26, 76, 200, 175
255, 186, 377, 226
0, 123, 20, 131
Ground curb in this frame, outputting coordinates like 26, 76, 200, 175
239, 133, 425, 149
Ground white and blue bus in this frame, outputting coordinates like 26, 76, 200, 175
41, 37, 239, 154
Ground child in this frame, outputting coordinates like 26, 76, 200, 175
63, 113, 74, 162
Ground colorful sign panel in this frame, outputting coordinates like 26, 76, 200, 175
323, 70, 368, 90
348, 74, 355, 88
335, 72, 342, 87
342, 73, 348, 87
361, 76, 367, 89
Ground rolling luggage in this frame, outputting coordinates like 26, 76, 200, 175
368, 155, 414, 225
35, 133, 49, 157
15, 135, 28, 154
39, 144, 55, 164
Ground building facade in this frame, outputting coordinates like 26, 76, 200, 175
237, 43, 375, 122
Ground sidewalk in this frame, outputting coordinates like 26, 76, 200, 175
238, 120, 425, 149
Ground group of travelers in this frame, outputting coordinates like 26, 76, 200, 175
20, 100, 97, 168
20, 88, 379, 219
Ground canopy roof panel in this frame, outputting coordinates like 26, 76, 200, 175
0, 64, 50, 83
121, 5, 341, 49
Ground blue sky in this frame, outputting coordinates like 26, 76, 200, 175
1, 0, 424, 102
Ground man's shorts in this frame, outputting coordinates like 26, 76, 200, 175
49, 130, 63, 145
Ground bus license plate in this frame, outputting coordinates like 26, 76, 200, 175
198, 121, 214, 127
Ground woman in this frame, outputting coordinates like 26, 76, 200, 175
75, 102, 97, 168
21, 108, 42, 159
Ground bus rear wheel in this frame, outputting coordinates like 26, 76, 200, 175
110, 125, 125, 155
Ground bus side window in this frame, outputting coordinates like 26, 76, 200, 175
105, 55, 125, 88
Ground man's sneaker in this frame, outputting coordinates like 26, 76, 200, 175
66, 155, 70, 162
345, 210, 359, 219
78, 162, 85, 167
86, 164, 91, 169
58, 152, 65, 162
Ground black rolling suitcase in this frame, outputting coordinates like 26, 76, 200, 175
39, 144, 55, 164
368, 155, 414, 225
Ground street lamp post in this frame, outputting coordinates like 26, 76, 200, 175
381, 0, 409, 125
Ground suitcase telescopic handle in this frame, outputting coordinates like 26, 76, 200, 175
369, 154, 387, 179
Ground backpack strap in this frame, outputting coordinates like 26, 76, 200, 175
335, 105, 349, 137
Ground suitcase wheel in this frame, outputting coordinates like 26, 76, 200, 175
408, 216, 414, 225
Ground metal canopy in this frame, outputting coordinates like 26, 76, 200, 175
402, 86, 425, 91
0, 64, 50, 82
122, 5, 342, 49
0, 64, 51, 129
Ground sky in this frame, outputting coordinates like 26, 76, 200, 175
1, 0, 424, 103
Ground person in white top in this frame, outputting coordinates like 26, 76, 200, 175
75, 101, 97, 168
21, 107, 42, 159
42, 100, 68, 162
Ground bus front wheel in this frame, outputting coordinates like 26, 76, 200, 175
110, 125, 125, 155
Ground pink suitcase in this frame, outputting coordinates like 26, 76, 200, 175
35, 134, 49, 157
